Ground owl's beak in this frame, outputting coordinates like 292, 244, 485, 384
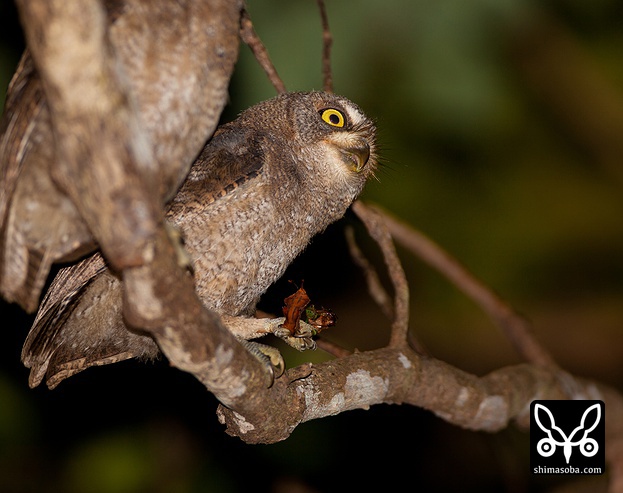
340, 140, 370, 173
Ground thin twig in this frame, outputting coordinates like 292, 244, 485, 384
315, 0, 333, 93
239, 9, 287, 94
344, 225, 394, 320
371, 203, 559, 370
352, 201, 409, 348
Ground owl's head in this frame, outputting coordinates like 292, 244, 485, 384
236, 91, 377, 196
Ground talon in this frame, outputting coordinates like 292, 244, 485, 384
273, 325, 292, 340
301, 337, 317, 351
267, 351, 285, 378
240, 340, 285, 387
282, 336, 316, 352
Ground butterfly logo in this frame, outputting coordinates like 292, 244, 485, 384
533, 403, 601, 464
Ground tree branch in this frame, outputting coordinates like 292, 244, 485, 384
352, 201, 410, 348
344, 224, 394, 320
239, 9, 287, 94
368, 203, 559, 370
315, 0, 333, 93
218, 344, 623, 452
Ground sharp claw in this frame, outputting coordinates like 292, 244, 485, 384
281, 336, 316, 352
271, 355, 285, 379
301, 337, 317, 351
273, 320, 315, 340
239, 340, 285, 387
273, 326, 292, 339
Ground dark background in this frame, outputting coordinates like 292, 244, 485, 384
1, 0, 622, 491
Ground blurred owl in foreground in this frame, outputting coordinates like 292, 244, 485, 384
0, 0, 242, 313
22, 91, 378, 388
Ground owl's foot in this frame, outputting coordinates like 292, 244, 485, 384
273, 321, 317, 351
280, 334, 317, 351
239, 340, 285, 387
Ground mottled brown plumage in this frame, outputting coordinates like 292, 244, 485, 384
23, 91, 378, 388
0, 0, 242, 312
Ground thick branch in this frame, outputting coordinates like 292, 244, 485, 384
217, 346, 623, 450
122, 226, 273, 407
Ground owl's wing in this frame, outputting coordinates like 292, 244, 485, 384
0, 51, 96, 313
0, 51, 41, 222
170, 124, 265, 210
0, 52, 53, 312
22, 252, 159, 389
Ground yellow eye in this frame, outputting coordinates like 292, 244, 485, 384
320, 108, 345, 128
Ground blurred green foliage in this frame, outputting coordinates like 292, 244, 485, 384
1, 0, 622, 491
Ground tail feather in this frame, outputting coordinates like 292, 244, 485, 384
22, 253, 159, 388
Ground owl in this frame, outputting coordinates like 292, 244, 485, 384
0, 0, 242, 313
22, 91, 378, 388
